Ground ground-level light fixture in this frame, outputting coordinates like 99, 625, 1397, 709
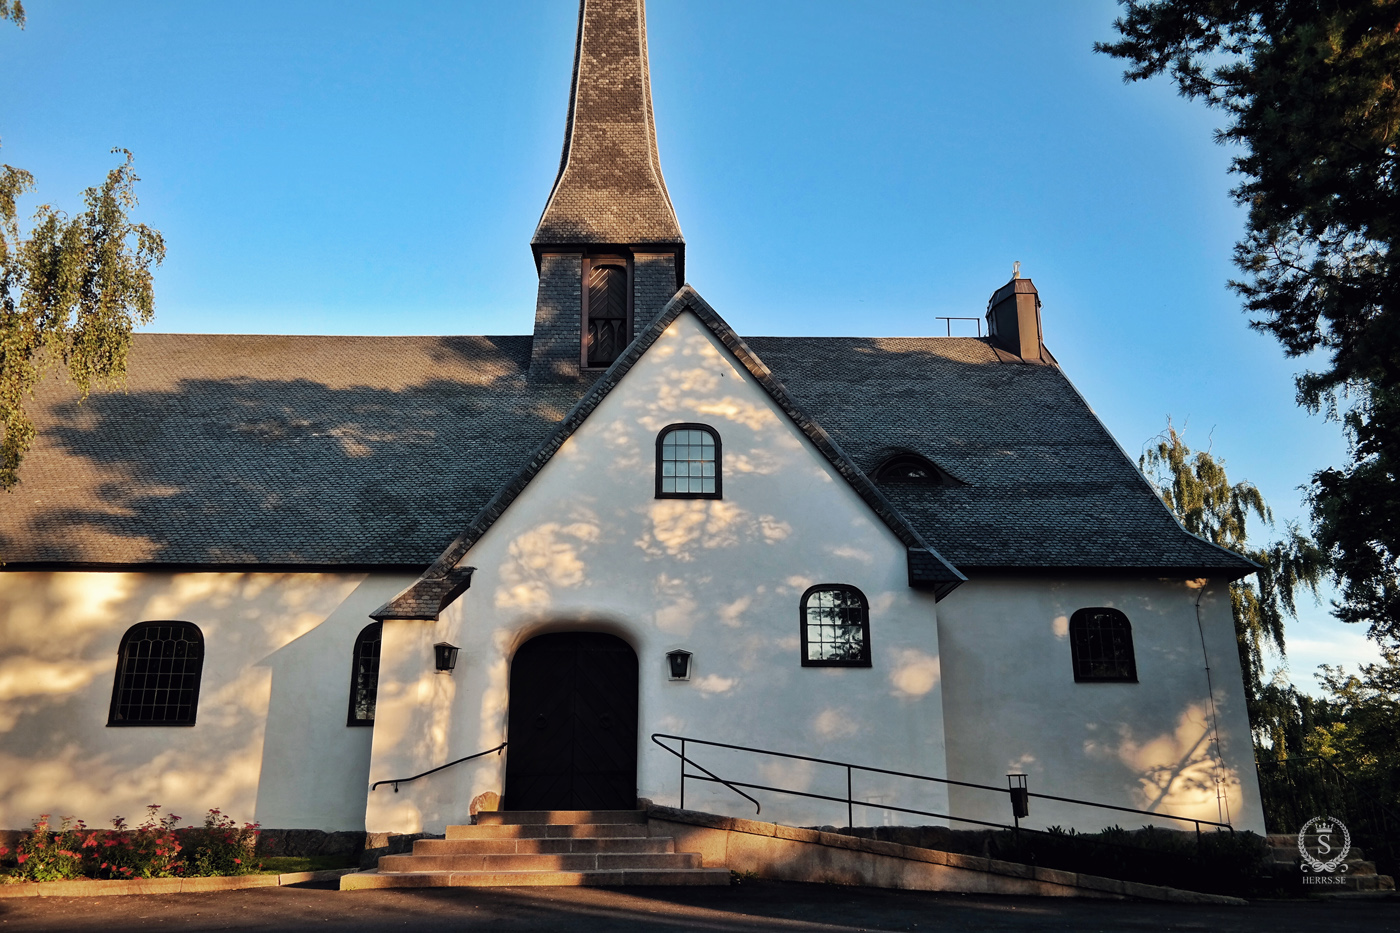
434, 642, 460, 673
666, 649, 692, 681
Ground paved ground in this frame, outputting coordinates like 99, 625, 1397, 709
0, 880, 1395, 932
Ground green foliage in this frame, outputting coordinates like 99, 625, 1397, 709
93, 804, 186, 879
1140, 421, 1327, 738
0, 148, 165, 491
1309, 646, 1400, 787
1098, 1, 1400, 645
0, 815, 85, 883
997, 825, 1272, 895
0, 806, 261, 882
187, 809, 259, 877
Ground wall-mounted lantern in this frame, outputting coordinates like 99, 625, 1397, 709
666, 649, 692, 681
1007, 773, 1029, 825
434, 642, 460, 673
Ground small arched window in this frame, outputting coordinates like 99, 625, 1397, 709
656, 424, 721, 499
1069, 608, 1138, 682
586, 260, 629, 367
801, 585, 871, 667
108, 621, 205, 726
873, 452, 960, 486
347, 622, 383, 726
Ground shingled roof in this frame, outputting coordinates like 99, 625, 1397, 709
0, 321, 1252, 580
532, 0, 684, 249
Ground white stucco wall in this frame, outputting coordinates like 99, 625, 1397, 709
936, 576, 1265, 834
366, 310, 950, 834
0, 571, 414, 831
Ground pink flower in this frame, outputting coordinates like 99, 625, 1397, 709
16, 854, 26, 864
233, 858, 241, 865
101, 862, 109, 869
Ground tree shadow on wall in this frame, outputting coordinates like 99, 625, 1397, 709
1, 337, 590, 565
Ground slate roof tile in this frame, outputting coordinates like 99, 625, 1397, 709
0, 328, 1251, 577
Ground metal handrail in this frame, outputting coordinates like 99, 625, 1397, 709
370, 742, 506, 793
651, 733, 1233, 837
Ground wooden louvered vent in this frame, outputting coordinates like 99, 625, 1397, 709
587, 263, 628, 367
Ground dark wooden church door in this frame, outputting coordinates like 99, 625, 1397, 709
503, 632, 638, 811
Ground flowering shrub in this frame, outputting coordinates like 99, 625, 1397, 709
1, 815, 86, 882
0, 806, 261, 882
188, 809, 258, 877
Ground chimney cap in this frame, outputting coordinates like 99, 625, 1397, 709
988, 276, 1040, 309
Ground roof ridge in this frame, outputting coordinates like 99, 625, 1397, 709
372, 286, 965, 620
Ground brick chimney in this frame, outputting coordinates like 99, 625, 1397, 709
985, 265, 1046, 363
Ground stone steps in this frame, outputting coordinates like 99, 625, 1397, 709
341, 810, 728, 890
1264, 833, 1395, 893
415, 836, 675, 855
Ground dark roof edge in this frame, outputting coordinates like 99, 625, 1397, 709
374, 285, 965, 620
372, 568, 475, 622
1047, 361, 1260, 576
0, 561, 429, 574
952, 563, 1259, 582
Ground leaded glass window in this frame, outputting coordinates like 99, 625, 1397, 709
348, 622, 382, 726
656, 424, 721, 498
801, 585, 871, 667
107, 621, 204, 726
1069, 608, 1138, 682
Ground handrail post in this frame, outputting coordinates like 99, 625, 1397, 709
680, 738, 686, 811
847, 765, 853, 830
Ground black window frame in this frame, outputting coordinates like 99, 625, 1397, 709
800, 584, 872, 668
107, 620, 205, 727
655, 423, 723, 499
1069, 607, 1139, 683
347, 622, 383, 727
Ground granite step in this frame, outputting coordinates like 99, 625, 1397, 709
447, 821, 654, 839
474, 810, 648, 826
342, 867, 731, 889
380, 852, 702, 873
415, 836, 674, 855
343, 810, 727, 890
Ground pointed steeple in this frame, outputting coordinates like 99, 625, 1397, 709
528, 0, 685, 381
532, 0, 684, 256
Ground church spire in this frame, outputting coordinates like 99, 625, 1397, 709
532, 0, 684, 257
528, 0, 685, 381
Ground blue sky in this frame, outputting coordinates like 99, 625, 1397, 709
0, 1, 1379, 685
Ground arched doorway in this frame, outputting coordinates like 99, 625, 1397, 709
503, 632, 639, 810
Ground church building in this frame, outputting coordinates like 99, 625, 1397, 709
0, 0, 1264, 840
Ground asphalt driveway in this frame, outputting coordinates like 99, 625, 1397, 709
0, 880, 1395, 932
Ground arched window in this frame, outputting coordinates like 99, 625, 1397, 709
873, 452, 960, 486
586, 260, 629, 367
347, 622, 383, 726
656, 424, 721, 498
800, 585, 871, 667
108, 621, 205, 726
1069, 608, 1138, 682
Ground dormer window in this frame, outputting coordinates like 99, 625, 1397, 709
873, 452, 960, 486
585, 256, 631, 368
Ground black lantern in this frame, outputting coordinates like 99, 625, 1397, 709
434, 642, 460, 673
1007, 773, 1029, 824
666, 649, 692, 681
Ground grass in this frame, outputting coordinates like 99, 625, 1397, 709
253, 855, 359, 875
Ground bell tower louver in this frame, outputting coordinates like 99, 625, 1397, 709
529, 0, 685, 380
